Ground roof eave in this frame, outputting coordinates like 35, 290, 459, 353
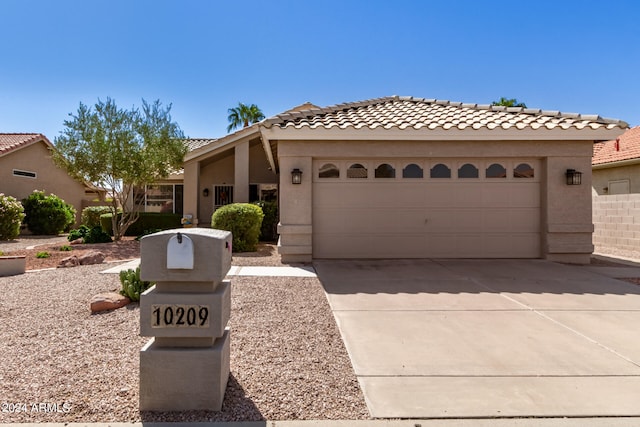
592, 157, 640, 169
184, 125, 261, 162
261, 126, 626, 142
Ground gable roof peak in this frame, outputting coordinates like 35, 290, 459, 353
0, 133, 51, 156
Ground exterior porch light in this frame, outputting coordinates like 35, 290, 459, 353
291, 168, 303, 185
565, 169, 582, 185
203, 188, 210, 197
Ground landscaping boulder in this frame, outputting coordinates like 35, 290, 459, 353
58, 255, 80, 268
79, 251, 105, 265
90, 292, 131, 313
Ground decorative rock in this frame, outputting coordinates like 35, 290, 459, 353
69, 238, 83, 245
91, 292, 131, 313
58, 255, 80, 268
79, 251, 105, 265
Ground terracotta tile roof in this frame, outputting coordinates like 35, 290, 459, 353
0, 133, 49, 155
184, 138, 217, 152
592, 126, 640, 165
263, 95, 628, 132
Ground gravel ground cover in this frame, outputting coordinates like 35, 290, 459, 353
0, 248, 369, 422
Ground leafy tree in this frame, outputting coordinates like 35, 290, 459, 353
53, 98, 186, 241
491, 97, 527, 108
227, 102, 265, 132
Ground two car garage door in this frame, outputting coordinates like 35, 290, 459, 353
312, 159, 541, 259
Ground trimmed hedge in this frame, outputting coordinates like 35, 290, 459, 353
211, 203, 264, 252
0, 194, 25, 240
22, 191, 76, 235
100, 212, 182, 236
81, 206, 113, 228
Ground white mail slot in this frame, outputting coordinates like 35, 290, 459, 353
151, 304, 210, 328
166, 233, 194, 269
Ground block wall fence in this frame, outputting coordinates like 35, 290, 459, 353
592, 194, 640, 258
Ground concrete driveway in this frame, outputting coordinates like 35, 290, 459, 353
314, 259, 640, 419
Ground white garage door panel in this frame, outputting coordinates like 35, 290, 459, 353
313, 160, 541, 259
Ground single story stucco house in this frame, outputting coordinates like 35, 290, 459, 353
176, 96, 627, 264
0, 133, 105, 225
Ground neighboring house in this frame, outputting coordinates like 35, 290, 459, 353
0, 133, 104, 225
592, 126, 640, 195
180, 96, 626, 264
592, 126, 640, 258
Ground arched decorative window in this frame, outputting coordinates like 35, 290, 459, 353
319, 163, 340, 178
403, 163, 424, 178
486, 163, 507, 178
375, 163, 395, 178
430, 163, 451, 178
458, 163, 479, 178
514, 163, 534, 178
347, 163, 368, 179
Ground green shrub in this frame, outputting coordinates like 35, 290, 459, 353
211, 203, 264, 252
36, 251, 50, 258
22, 191, 76, 235
59, 245, 72, 251
67, 225, 112, 244
81, 206, 113, 228
0, 194, 25, 240
253, 200, 278, 241
119, 267, 154, 302
100, 212, 181, 236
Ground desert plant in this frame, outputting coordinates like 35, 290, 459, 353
211, 203, 264, 252
59, 245, 73, 251
22, 191, 76, 235
0, 193, 25, 240
36, 251, 51, 258
253, 200, 278, 241
81, 206, 113, 228
119, 267, 154, 302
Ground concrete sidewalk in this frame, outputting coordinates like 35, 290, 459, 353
100, 259, 316, 277
316, 259, 640, 419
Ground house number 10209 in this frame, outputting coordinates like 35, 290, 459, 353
151, 305, 210, 328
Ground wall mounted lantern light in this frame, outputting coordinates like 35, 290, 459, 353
203, 188, 210, 197
291, 168, 303, 185
565, 169, 582, 185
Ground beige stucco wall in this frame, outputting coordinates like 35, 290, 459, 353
593, 193, 640, 259
0, 142, 89, 225
184, 140, 277, 227
277, 139, 595, 263
592, 162, 640, 195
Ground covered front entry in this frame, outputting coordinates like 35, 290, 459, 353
312, 159, 541, 258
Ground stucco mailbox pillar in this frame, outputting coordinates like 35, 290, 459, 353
138, 228, 232, 411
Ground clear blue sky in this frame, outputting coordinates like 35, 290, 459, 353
1, 0, 639, 141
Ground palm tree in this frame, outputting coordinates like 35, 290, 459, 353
226, 102, 265, 132
491, 97, 527, 108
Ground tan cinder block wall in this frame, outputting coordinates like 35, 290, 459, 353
0, 142, 88, 225
277, 138, 595, 263
593, 193, 640, 258
592, 163, 640, 195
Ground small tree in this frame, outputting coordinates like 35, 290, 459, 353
53, 98, 186, 240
